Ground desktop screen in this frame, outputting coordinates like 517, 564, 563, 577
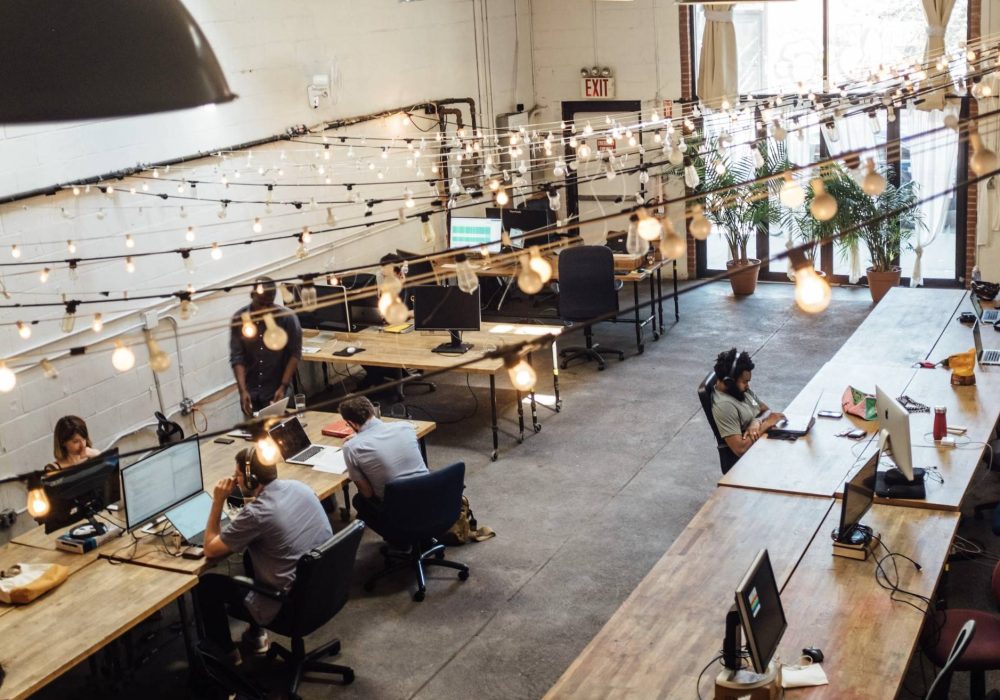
839, 453, 878, 542
735, 549, 787, 674
121, 438, 203, 531
312, 285, 352, 332
449, 217, 503, 253
411, 285, 481, 332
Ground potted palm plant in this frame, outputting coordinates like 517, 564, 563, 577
694, 138, 789, 295
798, 163, 923, 303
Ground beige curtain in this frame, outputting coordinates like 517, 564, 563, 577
697, 4, 737, 110
919, 0, 956, 111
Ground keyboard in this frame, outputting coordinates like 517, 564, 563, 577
295, 444, 323, 461
984, 349, 1000, 363
985, 310, 999, 323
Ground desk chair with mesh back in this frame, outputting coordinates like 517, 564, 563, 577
363, 462, 470, 602
227, 520, 365, 698
698, 371, 739, 475
557, 245, 625, 370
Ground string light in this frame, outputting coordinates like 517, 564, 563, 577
38, 267, 50, 284
636, 209, 663, 241
970, 129, 999, 177
779, 173, 806, 208
517, 254, 543, 295
185, 226, 195, 242
67, 240, 76, 254
40, 359, 58, 380
454, 254, 479, 294
125, 256, 136, 273
262, 312, 288, 351
211, 242, 223, 260
26, 476, 50, 519
809, 179, 838, 221
505, 353, 537, 392
91, 313, 103, 333
125, 234, 135, 248
179, 295, 198, 320
420, 213, 436, 244
16, 321, 30, 340
241, 312, 257, 339
528, 247, 553, 284
689, 205, 711, 240
326, 208, 337, 226
789, 248, 831, 314
253, 217, 263, 233
10, 245, 20, 259
146, 334, 171, 373
0, 363, 16, 393
112, 340, 136, 372
626, 214, 646, 255
255, 436, 281, 466
861, 159, 886, 196
495, 187, 509, 207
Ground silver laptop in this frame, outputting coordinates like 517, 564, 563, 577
268, 416, 344, 469
228, 396, 290, 438
972, 295, 999, 323
974, 320, 1000, 365
769, 393, 822, 438
165, 491, 227, 546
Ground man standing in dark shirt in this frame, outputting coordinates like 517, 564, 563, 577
230, 277, 303, 416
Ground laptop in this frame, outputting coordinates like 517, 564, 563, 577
974, 320, 1000, 365
768, 393, 821, 438
228, 397, 290, 438
972, 295, 999, 323
165, 491, 228, 546
268, 416, 346, 471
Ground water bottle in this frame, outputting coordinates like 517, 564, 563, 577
933, 406, 948, 441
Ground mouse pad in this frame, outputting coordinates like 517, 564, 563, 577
332, 348, 366, 357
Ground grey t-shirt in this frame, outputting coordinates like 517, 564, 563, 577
342, 418, 428, 499
220, 479, 332, 624
712, 387, 763, 439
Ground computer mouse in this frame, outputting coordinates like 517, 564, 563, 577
345, 346, 357, 354
802, 647, 824, 663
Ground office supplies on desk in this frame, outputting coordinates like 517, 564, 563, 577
268, 416, 343, 469
769, 393, 821, 439
974, 320, 1000, 365
165, 492, 226, 546
332, 346, 365, 357
972, 294, 999, 323
833, 454, 879, 559
0, 562, 69, 603
121, 438, 203, 532
383, 322, 413, 334
56, 525, 122, 554
322, 419, 354, 438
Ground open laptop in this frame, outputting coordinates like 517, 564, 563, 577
972, 295, 999, 323
768, 393, 822, 439
165, 491, 228, 546
268, 416, 346, 471
228, 396, 290, 438
974, 320, 1000, 365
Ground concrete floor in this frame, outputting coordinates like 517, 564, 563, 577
31, 280, 998, 699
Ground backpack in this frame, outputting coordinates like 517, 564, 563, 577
440, 495, 495, 546
155, 411, 185, 446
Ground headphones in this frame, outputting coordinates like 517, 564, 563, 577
722, 350, 743, 391
242, 448, 259, 491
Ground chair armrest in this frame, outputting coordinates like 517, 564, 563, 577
230, 575, 286, 601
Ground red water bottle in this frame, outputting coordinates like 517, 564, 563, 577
933, 406, 948, 441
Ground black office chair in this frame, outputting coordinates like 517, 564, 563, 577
557, 245, 625, 370
698, 371, 739, 475
363, 462, 470, 602
926, 620, 976, 700
228, 520, 365, 698
194, 640, 269, 700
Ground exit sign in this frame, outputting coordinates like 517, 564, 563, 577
581, 77, 615, 99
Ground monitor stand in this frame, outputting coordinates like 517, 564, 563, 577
875, 432, 927, 499
432, 330, 473, 355
69, 512, 108, 539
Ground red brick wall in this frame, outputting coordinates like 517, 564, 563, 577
965, 0, 981, 286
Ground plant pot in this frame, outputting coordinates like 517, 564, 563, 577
727, 259, 762, 296
866, 266, 901, 304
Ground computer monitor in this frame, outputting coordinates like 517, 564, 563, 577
724, 549, 787, 675
449, 216, 504, 253
485, 207, 555, 248
312, 285, 355, 332
875, 385, 919, 483
342, 273, 380, 327
410, 284, 481, 354
835, 452, 878, 544
39, 448, 121, 537
121, 438, 203, 532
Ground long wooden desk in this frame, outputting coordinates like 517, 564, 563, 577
305, 322, 556, 460
545, 488, 833, 699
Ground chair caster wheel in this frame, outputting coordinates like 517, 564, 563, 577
342, 669, 355, 684
413, 589, 426, 602
458, 569, 470, 581
363, 580, 376, 592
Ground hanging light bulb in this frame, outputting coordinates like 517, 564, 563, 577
185, 226, 195, 242
211, 242, 223, 260
822, 119, 840, 143
125, 233, 135, 249
40, 359, 58, 380
636, 209, 663, 241
605, 163, 617, 181
578, 143, 592, 159
182, 251, 194, 272
789, 248, 831, 313
454, 254, 480, 294
16, 321, 30, 340
0, 362, 15, 393
241, 312, 258, 339
495, 187, 509, 207
67, 240, 77, 255
72, 185, 81, 196
146, 335, 171, 373
689, 205, 711, 240
262, 312, 288, 351
217, 202, 228, 220
179, 297, 198, 320
96, 208, 106, 220
384, 296, 409, 325
862, 159, 886, 196
10, 245, 20, 259
420, 214, 436, 244
970, 130, 1000, 176
625, 214, 646, 255
772, 120, 787, 141
517, 254, 544, 295
255, 436, 281, 466
61, 302, 77, 333
125, 256, 135, 274
26, 476, 49, 520
38, 267, 50, 284
111, 340, 136, 372
779, 173, 806, 208
300, 281, 318, 312
809, 179, 838, 221
505, 353, 537, 392
91, 313, 103, 333
659, 230, 687, 261
683, 164, 700, 189
868, 111, 882, 134
68, 261, 78, 282
528, 247, 553, 284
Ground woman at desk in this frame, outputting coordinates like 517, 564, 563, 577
45, 415, 100, 472
712, 349, 785, 458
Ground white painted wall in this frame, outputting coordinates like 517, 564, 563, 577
976, 2, 1000, 280
0, 0, 532, 534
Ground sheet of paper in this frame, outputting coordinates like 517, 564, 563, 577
312, 449, 348, 474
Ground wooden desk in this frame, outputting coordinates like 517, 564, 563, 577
835, 288, 965, 368
0, 559, 196, 700
305, 323, 551, 460
778, 504, 959, 699
0, 543, 98, 618
544, 488, 833, 700
719, 363, 916, 498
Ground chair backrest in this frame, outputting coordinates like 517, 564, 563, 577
698, 371, 739, 475
382, 462, 466, 541
558, 246, 619, 322
276, 519, 365, 639
925, 619, 976, 700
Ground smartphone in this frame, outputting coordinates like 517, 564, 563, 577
213, 437, 236, 445
846, 428, 867, 439
817, 410, 843, 419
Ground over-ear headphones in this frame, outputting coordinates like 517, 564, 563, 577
722, 349, 743, 390
242, 448, 259, 491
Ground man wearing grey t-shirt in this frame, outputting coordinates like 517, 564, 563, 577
196, 446, 332, 664
711, 348, 785, 459
339, 396, 428, 536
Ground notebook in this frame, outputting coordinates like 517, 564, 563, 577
322, 419, 355, 439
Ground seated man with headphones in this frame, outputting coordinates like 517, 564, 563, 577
712, 348, 785, 458
196, 446, 333, 664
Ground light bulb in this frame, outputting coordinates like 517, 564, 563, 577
421, 217, 436, 244
16, 321, 30, 340
125, 256, 135, 274
970, 133, 999, 176
528, 247, 552, 284
495, 188, 509, 207
112, 340, 136, 371
862, 160, 886, 196
505, 355, 536, 392
455, 254, 480, 294
147, 336, 171, 373
378, 291, 395, 317
182, 252, 194, 272
67, 240, 76, 254
384, 298, 409, 325
96, 208, 105, 220
793, 265, 831, 314
605, 164, 617, 181
548, 191, 561, 211
72, 185, 81, 195
217, 203, 228, 220
185, 226, 195, 242
822, 120, 840, 143
256, 436, 280, 466
301, 226, 312, 244
689, 206, 711, 240
772, 121, 787, 141
779, 174, 806, 208
659, 232, 686, 261
300, 284, 318, 312
61, 308, 76, 334
241, 312, 257, 339
683, 165, 700, 189
10, 245, 20, 259
868, 112, 881, 134
179, 205, 187, 218
0, 362, 16, 393
626, 215, 646, 255
578, 144, 592, 159
211, 242, 222, 260
179, 299, 198, 320
262, 313, 288, 351
326, 208, 337, 226
26, 485, 49, 519
517, 255, 544, 295
296, 241, 308, 260
637, 210, 663, 241
252, 218, 263, 233
40, 359, 58, 379
809, 180, 838, 221
91, 313, 103, 333
125, 234, 135, 248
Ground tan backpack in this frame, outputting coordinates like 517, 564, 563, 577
441, 495, 495, 545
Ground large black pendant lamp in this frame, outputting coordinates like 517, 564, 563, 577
0, 0, 236, 123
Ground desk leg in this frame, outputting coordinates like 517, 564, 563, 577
419, 436, 429, 465
649, 270, 660, 341
528, 352, 540, 432
633, 281, 644, 354
341, 483, 352, 522
490, 375, 499, 461
551, 342, 562, 411
516, 390, 525, 443
672, 260, 678, 321
177, 593, 196, 671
